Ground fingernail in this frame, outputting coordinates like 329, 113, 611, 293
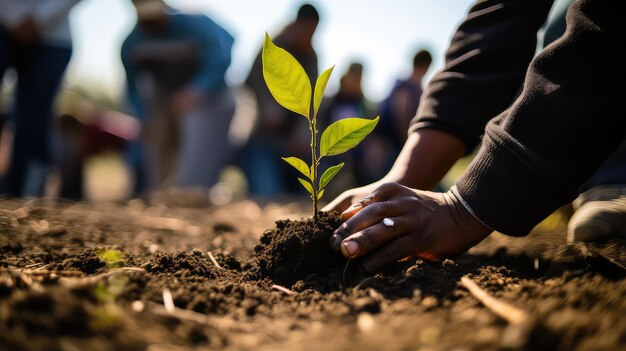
329, 233, 342, 251
342, 241, 359, 257
344, 201, 363, 212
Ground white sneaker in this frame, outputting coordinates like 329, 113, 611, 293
567, 185, 626, 243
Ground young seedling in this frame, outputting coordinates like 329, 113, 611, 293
262, 33, 379, 221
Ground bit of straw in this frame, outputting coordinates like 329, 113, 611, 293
460, 276, 528, 325
162, 289, 176, 313
206, 251, 222, 269
24, 262, 44, 269
272, 284, 295, 295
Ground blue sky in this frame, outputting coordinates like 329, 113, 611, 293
66, 0, 476, 101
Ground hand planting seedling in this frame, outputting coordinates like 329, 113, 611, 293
262, 33, 379, 221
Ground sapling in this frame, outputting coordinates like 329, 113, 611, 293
262, 33, 379, 222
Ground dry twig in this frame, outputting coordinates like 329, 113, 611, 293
59, 267, 145, 287
206, 251, 222, 269
460, 276, 528, 325
162, 289, 176, 313
272, 284, 295, 295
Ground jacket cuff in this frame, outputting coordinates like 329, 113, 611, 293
449, 185, 493, 231
454, 120, 578, 236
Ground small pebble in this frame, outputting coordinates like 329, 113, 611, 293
442, 259, 455, 267
131, 300, 145, 312
357, 312, 375, 333
421, 296, 438, 310
149, 244, 159, 254
412, 288, 423, 302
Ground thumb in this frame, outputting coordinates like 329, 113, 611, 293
321, 193, 353, 213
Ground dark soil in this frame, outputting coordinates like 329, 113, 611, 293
254, 211, 349, 286
1, 197, 625, 351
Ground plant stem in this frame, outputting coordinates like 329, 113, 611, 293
310, 118, 318, 222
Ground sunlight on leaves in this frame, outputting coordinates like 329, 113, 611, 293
320, 117, 379, 157
282, 156, 311, 180
262, 33, 311, 119
298, 178, 314, 195
313, 66, 334, 118
319, 163, 344, 190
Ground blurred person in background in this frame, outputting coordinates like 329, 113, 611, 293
378, 49, 432, 159
240, 3, 319, 199
318, 62, 379, 189
324, 0, 625, 273
0, 0, 79, 197
122, 0, 235, 194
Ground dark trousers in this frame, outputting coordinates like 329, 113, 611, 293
0, 27, 72, 197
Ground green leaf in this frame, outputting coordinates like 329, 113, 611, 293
298, 178, 314, 195
313, 66, 334, 118
317, 189, 325, 200
319, 162, 344, 190
95, 248, 126, 268
262, 33, 311, 119
320, 116, 380, 157
281, 157, 311, 179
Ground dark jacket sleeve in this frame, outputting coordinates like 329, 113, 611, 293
455, 0, 626, 236
409, 0, 554, 153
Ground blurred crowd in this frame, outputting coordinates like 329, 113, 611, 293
0, 0, 432, 202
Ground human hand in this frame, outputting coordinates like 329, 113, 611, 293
329, 182, 492, 273
171, 88, 203, 117
12, 17, 40, 44
322, 183, 381, 214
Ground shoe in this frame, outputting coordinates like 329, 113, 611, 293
567, 185, 626, 243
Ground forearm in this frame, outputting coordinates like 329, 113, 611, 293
410, 0, 553, 153
456, 0, 626, 236
380, 129, 465, 190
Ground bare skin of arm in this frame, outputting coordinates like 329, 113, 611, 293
323, 128, 466, 213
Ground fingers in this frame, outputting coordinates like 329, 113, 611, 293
340, 182, 406, 221
339, 215, 407, 258
330, 200, 405, 252
339, 193, 376, 220
361, 235, 418, 273
321, 194, 352, 213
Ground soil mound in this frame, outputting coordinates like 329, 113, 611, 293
254, 211, 348, 285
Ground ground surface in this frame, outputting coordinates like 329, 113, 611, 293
1, 196, 625, 351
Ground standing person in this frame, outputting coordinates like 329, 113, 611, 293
319, 63, 372, 129
378, 49, 432, 157
324, 0, 625, 273
0, 0, 79, 197
122, 0, 235, 193
241, 3, 319, 199
319, 62, 380, 188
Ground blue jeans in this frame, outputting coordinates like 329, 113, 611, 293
240, 141, 286, 198
239, 139, 308, 199
0, 27, 72, 197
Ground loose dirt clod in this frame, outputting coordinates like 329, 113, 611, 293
254, 211, 349, 285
